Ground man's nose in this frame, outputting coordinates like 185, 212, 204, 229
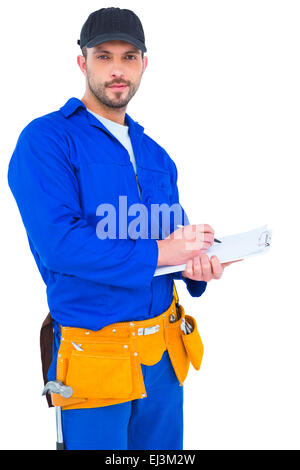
108, 59, 126, 77
110, 70, 125, 78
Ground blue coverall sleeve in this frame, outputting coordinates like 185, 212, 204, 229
168, 156, 207, 298
7, 120, 158, 289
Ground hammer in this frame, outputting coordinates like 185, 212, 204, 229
42, 381, 73, 450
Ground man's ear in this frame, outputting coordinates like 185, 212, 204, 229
77, 55, 87, 77
142, 55, 148, 74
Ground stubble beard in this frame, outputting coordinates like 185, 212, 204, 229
86, 69, 141, 109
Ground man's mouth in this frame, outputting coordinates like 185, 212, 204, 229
108, 84, 128, 90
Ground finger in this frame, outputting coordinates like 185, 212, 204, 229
185, 232, 214, 248
184, 234, 214, 253
197, 233, 215, 244
184, 259, 193, 277
201, 240, 214, 248
197, 224, 215, 234
191, 242, 212, 253
193, 256, 202, 279
210, 256, 223, 279
194, 226, 215, 240
183, 226, 215, 245
200, 254, 212, 282
186, 224, 214, 239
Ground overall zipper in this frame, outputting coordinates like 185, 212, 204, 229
92, 122, 154, 316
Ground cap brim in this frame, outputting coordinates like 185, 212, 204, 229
85, 32, 146, 53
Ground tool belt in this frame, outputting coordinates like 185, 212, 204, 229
45, 282, 204, 410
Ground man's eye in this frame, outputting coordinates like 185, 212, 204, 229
96, 55, 137, 60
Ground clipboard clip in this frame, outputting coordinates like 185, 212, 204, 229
258, 230, 272, 247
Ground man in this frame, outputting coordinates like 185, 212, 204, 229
7, 7, 237, 450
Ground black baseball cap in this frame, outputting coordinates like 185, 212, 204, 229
77, 7, 147, 53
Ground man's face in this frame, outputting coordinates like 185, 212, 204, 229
82, 40, 147, 109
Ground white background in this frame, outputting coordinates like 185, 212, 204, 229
1, 0, 299, 450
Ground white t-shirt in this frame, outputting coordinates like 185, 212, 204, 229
87, 108, 141, 198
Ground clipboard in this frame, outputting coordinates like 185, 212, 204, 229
154, 225, 272, 277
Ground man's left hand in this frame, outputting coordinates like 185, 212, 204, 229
182, 254, 243, 282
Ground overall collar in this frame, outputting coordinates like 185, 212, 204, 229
60, 97, 145, 144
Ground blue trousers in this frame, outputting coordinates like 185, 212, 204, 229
61, 350, 184, 450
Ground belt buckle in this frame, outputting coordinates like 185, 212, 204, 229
138, 325, 160, 336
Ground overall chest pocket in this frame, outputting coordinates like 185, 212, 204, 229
138, 168, 172, 204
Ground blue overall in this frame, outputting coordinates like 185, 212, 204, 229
8, 97, 207, 449
61, 350, 183, 450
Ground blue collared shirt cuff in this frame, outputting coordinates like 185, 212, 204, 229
173, 271, 207, 297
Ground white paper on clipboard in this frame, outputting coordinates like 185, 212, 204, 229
154, 225, 272, 277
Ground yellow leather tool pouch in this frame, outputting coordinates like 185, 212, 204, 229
65, 344, 132, 399
50, 284, 204, 410
164, 304, 190, 385
181, 314, 204, 370
52, 328, 147, 409
165, 303, 204, 383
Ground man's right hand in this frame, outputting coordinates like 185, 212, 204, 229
156, 224, 215, 267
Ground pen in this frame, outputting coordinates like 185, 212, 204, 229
176, 225, 222, 243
